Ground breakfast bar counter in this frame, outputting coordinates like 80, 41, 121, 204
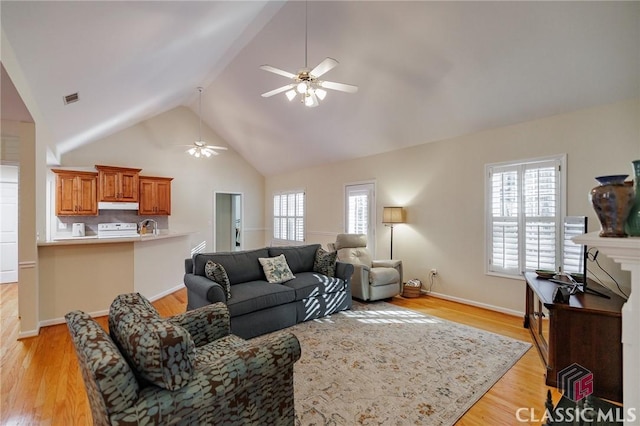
37, 231, 193, 325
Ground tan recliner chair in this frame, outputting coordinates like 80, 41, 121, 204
332, 234, 403, 301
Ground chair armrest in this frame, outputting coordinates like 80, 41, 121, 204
184, 273, 227, 304
247, 331, 302, 375
168, 302, 230, 347
372, 259, 403, 285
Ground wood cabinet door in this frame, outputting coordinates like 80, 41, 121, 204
155, 180, 171, 215
56, 173, 77, 215
99, 170, 120, 201
138, 179, 156, 215
76, 174, 98, 215
119, 171, 139, 202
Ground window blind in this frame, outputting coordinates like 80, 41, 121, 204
273, 191, 305, 242
487, 156, 564, 277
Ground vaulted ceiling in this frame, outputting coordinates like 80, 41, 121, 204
2, 1, 638, 176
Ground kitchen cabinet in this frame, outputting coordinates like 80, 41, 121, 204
138, 176, 173, 215
96, 165, 141, 202
52, 169, 98, 216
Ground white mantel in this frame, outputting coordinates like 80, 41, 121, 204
574, 232, 640, 423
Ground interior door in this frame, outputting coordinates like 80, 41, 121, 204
214, 192, 243, 252
344, 182, 376, 256
0, 165, 19, 283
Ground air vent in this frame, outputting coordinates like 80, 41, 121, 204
63, 92, 79, 105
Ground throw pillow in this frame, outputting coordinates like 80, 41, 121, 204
204, 260, 232, 300
258, 254, 296, 284
313, 247, 337, 277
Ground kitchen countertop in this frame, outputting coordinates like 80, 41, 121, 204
38, 231, 193, 246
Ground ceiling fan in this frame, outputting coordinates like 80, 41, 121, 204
260, 2, 358, 108
185, 87, 227, 158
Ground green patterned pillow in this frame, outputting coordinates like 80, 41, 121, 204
313, 247, 337, 277
258, 254, 296, 284
205, 260, 232, 300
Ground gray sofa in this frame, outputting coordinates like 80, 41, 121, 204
184, 244, 354, 339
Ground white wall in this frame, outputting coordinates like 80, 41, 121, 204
266, 99, 640, 314
60, 106, 266, 253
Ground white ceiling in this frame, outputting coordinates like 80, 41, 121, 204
2, 1, 639, 176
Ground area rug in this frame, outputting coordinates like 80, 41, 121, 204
286, 301, 531, 425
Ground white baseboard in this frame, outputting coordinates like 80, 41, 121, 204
425, 291, 524, 318
18, 327, 40, 339
36, 284, 187, 331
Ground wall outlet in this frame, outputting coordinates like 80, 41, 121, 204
430, 268, 438, 276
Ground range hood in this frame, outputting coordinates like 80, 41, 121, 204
98, 202, 139, 211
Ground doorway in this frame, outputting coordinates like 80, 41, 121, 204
1, 164, 19, 283
214, 192, 243, 252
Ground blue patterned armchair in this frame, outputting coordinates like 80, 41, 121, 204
65, 293, 301, 426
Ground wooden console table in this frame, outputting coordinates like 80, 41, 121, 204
524, 272, 625, 402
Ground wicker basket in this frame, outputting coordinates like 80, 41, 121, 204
402, 284, 421, 298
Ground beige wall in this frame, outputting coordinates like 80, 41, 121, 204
266, 99, 640, 314
60, 106, 266, 253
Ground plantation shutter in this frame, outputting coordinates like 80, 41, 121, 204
273, 191, 305, 242
487, 156, 564, 277
347, 189, 369, 234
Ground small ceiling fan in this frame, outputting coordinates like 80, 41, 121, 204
260, 2, 358, 107
185, 87, 227, 158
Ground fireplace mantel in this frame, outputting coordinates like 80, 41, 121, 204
573, 232, 640, 423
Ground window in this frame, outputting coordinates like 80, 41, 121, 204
344, 182, 376, 254
273, 190, 305, 242
486, 155, 566, 277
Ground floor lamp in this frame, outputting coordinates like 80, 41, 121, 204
382, 207, 405, 259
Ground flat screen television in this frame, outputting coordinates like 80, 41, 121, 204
562, 216, 609, 298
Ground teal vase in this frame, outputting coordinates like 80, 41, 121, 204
626, 159, 640, 236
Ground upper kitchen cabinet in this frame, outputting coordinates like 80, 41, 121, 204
139, 176, 173, 215
96, 165, 141, 202
52, 169, 98, 216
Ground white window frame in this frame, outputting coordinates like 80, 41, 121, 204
344, 181, 376, 255
485, 154, 567, 279
273, 189, 305, 243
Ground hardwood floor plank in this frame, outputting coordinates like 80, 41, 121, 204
0, 284, 559, 425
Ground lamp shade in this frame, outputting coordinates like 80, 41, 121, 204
382, 207, 405, 224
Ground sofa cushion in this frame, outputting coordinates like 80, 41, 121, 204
268, 244, 320, 274
226, 281, 296, 317
258, 254, 296, 284
205, 261, 232, 300
283, 272, 345, 301
109, 293, 196, 391
313, 247, 337, 277
193, 248, 269, 285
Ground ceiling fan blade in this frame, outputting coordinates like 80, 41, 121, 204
259, 65, 297, 79
310, 57, 338, 78
320, 80, 359, 94
261, 84, 295, 98
204, 145, 228, 151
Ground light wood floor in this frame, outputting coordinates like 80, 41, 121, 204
0, 283, 559, 425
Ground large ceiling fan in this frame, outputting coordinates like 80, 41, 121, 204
260, 2, 358, 108
185, 87, 227, 158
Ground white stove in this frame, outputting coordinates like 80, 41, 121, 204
97, 223, 140, 239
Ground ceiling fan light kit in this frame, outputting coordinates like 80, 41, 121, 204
260, 2, 358, 108
187, 87, 227, 158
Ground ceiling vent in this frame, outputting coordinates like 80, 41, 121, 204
63, 92, 79, 105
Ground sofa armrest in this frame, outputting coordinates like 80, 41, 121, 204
335, 261, 354, 282
168, 302, 231, 347
184, 273, 226, 305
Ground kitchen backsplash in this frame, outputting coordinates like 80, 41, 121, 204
56, 211, 168, 236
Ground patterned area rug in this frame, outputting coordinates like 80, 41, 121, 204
287, 301, 531, 425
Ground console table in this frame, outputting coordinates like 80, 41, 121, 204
524, 272, 625, 402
